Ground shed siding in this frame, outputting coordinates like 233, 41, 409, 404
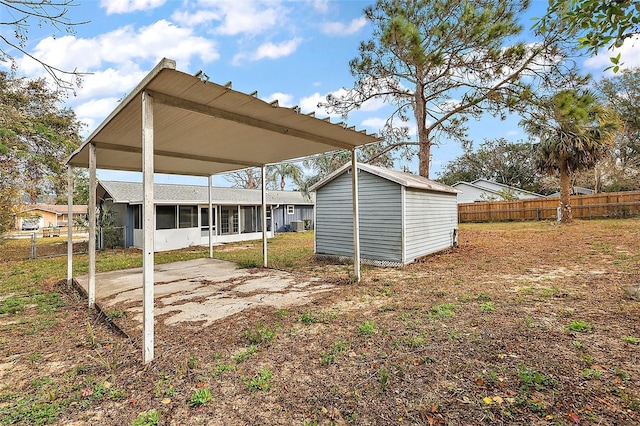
316, 170, 402, 262
404, 188, 458, 263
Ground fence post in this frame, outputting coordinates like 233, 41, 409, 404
30, 233, 37, 259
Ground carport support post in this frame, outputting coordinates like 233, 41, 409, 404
88, 143, 96, 308
67, 166, 73, 285
208, 175, 213, 258
261, 165, 267, 268
142, 90, 155, 364
351, 148, 361, 282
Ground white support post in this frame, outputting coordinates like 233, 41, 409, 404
142, 90, 155, 364
88, 143, 97, 307
67, 166, 74, 285
208, 175, 213, 259
261, 165, 267, 268
351, 148, 361, 282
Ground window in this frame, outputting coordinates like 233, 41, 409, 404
200, 207, 216, 231
156, 205, 176, 230
179, 206, 198, 228
286, 205, 295, 215
132, 205, 142, 229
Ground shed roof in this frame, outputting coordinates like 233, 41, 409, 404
66, 58, 380, 176
98, 181, 314, 206
310, 163, 458, 194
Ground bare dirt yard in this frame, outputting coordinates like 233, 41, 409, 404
1, 219, 639, 425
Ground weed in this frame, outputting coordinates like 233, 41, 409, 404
395, 334, 430, 348
582, 369, 602, 380
476, 293, 492, 301
211, 364, 233, 377
244, 322, 276, 344
358, 321, 376, 336
234, 345, 258, 363
320, 341, 348, 365
187, 355, 198, 370
568, 320, 593, 333
86, 321, 98, 347
189, 388, 212, 408
429, 303, 457, 318
621, 336, 640, 345
243, 367, 273, 392
378, 368, 389, 392
572, 340, 584, 349
106, 309, 127, 320
0, 397, 62, 425
154, 378, 175, 397
480, 301, 495, 312
300, 312, 317, 324
237, 257, 260, 268
581, 354, 594, 365
275, 308, 288, 319
517, 365, 556, 391
28, 352, 43, 365
614, 367, 631, 381
131, 409, 160, 426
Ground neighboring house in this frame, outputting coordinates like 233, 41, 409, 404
311, 163, 459, 267
98, 181, 314, 251
452, 179, 544, 203
18, 204, 88, 230
548, 186, 595, 197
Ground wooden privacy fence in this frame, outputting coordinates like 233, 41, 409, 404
458, 190, 640, 223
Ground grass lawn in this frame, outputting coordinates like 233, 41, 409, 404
1, 220, 639, 425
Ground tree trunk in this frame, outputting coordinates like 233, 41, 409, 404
559, 159, 573, 224
414, 80, 431, 178
280, 176, 285, 191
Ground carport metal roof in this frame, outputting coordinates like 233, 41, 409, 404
67, 58, 379, 175
66, 58, 377, 364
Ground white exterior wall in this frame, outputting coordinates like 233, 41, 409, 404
132, 229, 274, 251
403, 188, 458, 264
453, 183, 498, 203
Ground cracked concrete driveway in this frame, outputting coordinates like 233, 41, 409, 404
75, 258, 335, 331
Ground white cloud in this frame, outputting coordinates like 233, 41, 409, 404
320, 17, 367, 36
583, 34, 640, 72
310, 0, 329, 13
233, 38, 302, 65
177, 0, 287, 36
17, 20, 219, 81
100, 0, 166, 15
171, 10, 221, 26
507, 130, 519, 136
300, 89, 344, 117
262, 92, 295, 107
361, 117, 387, 132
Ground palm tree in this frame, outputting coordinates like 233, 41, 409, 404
523, 89, 619, 223
267, 163, 303, 191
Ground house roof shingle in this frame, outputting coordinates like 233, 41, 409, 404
98, 181, 314, 206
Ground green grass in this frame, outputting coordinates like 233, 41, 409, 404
243, 367, 273, 392
429, 303, 458, 318
568, 320, 593, 333
234, 345, 258, 363
189, 388, 212, 408
131, 409, 160, 426
358, 320, 376, 336
621, 336, 640, 345
517, 365, 556, 391
244, 321, 276, 344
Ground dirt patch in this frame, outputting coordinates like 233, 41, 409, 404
2, 220, 640, 425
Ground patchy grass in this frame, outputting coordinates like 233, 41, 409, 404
1, 220, 640, 425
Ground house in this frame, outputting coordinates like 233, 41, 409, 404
452, 179, 544, 203
18, 204, 88, 230
548, 186, 595, 197
311, 163, 459, 266
98, 181, 314, 251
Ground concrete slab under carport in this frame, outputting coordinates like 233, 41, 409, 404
75, 258, 335, 335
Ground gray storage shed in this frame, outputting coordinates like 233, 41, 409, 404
311, 163, 459, 266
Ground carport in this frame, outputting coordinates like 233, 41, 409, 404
65, 58, 380, 363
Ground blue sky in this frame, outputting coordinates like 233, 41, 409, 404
3, 0, 638, 188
